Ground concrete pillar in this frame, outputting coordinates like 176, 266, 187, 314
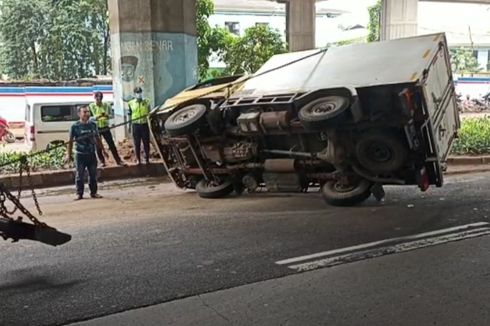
108, 0, 198, 140
380, 0, 418, 41
477, 49, 488, 70
284, 0, 316, 51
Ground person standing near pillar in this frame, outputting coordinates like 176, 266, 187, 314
128, 87, 151, 165
66, 106, 107, 200
89, 92, 126, 167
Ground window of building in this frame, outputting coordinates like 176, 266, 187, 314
225, 22, 240, 35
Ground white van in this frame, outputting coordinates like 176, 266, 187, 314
25, 97, 114, 151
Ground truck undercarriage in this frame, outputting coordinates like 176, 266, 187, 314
149, 33, 459, 207
150, 82, 445, 206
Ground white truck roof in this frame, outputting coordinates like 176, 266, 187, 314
234, 33, 447, 97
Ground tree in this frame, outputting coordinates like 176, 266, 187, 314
450, 47, 481, 74
196, 0, 217, 81
0, 0, 110, 80
367, 0, 381, 42
221, 25, 287, 75
87, 0, 111, 76
196, 0, 285, 80
0, 0, 48, 79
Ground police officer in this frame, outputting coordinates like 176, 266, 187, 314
89, 92, 126, 167
128, 87, 151, 165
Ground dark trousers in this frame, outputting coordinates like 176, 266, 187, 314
75, 153, 98, 196
132, 123, 150, 163
96, 128, 122, 164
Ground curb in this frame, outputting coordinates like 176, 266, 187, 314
445, 165, 490, 176
0, 163, 169, 190
447, 156, 490, 165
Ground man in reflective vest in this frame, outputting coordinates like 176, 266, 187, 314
128, 87, 151, 165
89, 92, 125, 167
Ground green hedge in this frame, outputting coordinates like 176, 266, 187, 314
451, 117, 490, 155
0, 147, 67, 174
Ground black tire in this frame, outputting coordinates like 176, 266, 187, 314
355, 131, 408, 174
164, 104, 207, 136
196, 178, 234, 199
298, 96, 350, 129
321, 179, 372, 207
5, 131, 16, 143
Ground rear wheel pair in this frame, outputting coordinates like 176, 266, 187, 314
196, 175, 372, 206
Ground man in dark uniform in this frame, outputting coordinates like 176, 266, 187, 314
66, 106, 108, 200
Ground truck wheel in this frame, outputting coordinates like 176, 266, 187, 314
196, 178, 234, 199
164, 104, 207, 136
321, 179, 372, 207
355, 131, 408, 174
298, 96, 350, 129
5, 131, 16, 143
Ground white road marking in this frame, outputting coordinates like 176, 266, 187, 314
287, 228, 490, 272
276, 222, 490, 268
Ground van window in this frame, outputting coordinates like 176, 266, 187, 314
41, 105, 79, 122
25, 105, 31, 122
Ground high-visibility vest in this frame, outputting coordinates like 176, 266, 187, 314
128, 99, 150, 124
89, 102, 110, 129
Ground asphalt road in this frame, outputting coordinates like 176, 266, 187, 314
1, 173, 490, 326
74, 234, 490, 326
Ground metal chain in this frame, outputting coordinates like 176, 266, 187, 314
17, 157, 24, 200
23, 157, 43, 216
2, 157, 24, 216
0, 192, 11, 219
0, 155, 43, 227
0, 183, 46, 226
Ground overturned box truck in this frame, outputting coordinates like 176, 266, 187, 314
149, 33, 460, 206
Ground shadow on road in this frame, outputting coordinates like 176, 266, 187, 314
1, 268, 82, 293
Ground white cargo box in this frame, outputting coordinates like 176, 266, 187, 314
235, 33, 460, 169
